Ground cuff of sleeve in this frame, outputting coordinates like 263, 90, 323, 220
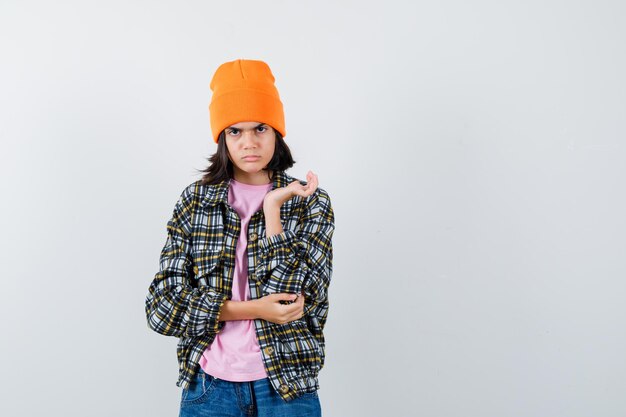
258, 230, 298, 253
204, 292, 229, 336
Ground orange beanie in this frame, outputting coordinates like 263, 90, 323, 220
208, 59, 286, 144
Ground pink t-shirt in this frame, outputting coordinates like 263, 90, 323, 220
199, 178, 272, 381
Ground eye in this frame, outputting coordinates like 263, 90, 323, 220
257, 126, 267, 133
227, 128, 239, 135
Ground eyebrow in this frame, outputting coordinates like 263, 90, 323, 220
227, 123, 266, 130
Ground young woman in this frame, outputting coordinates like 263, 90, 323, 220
145, 59, 335, 417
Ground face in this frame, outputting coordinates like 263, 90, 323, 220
224, 121, 276, 184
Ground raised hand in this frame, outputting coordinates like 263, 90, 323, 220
264, 170, 319, 209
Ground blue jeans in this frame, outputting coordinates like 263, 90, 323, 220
178, 367, 322, 417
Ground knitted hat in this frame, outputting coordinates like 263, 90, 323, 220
208, 59, 286, 144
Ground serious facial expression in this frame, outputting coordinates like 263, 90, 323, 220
224, 121, 276, 183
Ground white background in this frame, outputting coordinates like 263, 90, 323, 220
1, 1, 625, 416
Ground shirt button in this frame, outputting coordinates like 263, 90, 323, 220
264, 346, 274, 355
249, 232, 258, 241
279, 384, 290, 394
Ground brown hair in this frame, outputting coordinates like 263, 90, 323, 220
196, 128, 295, 186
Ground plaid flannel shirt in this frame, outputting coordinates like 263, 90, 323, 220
144, 170, 335, 402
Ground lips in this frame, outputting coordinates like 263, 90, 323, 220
242, 155, 261, 161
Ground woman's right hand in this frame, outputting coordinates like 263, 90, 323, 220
255, 292, 304, 325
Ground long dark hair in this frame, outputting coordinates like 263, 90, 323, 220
196, 128, 295, 186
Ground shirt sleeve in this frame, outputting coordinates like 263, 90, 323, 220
145, 186, 229, 338
254, 188, 335, 333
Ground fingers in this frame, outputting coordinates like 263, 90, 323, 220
288, 171, 319, 198
294, 294, 304, 319
268, 292, 305, 322
293, 293, 305, 318
294, 171, 318, 198
295, 293, 305, 306
284, 303, 304, 322
308, 171, 318, 192
271, 293, 298, 302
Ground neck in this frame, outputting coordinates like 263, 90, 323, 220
233, 169, 273, 185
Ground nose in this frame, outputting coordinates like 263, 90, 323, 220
242, 130, 257, 148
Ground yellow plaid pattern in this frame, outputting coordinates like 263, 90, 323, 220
145, 170, 335, 402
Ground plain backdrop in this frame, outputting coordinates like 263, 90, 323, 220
1, 1, 625, 416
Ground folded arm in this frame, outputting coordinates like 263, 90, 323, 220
145, 187, 229, 338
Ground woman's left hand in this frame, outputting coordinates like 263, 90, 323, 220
264, 170, 318, 208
